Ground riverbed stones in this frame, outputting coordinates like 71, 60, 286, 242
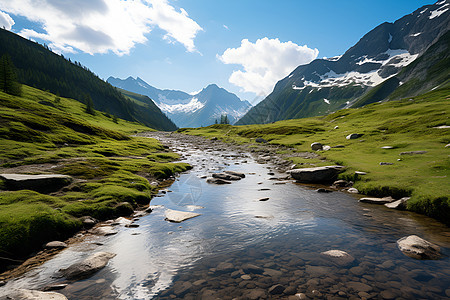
80, 216, 98, 227
0, 173, 73, 193
91, 225, 118, 236
60, 252, 116, 280
206, 177, 231, 184
397, 235, 441, 260
2, 289, 68, 300
268, 284, 285, 294
347, 281, 372, 292
311, 142, 323, 151
212, 172, 241, 181
224, 170, 246, 178
320, 250, 354, 266
165, 209, 201, 223
288, 166, 344, 183
44, 241, 68, 249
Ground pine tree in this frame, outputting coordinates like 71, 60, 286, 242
0, 54, 21, 96
84, 94, 95, 115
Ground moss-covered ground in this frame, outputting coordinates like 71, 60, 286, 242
179, 88, 450, 226
0, 86, 190, 266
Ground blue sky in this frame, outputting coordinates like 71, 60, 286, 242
0, 0, 437, 104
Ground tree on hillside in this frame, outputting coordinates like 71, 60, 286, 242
84, 94, 95, 115
0, 54, 21, 96
219, 114, 229, 124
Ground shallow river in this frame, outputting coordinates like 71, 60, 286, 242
1, 133, 449, 299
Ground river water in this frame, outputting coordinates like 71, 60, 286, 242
1, 133, 449, 299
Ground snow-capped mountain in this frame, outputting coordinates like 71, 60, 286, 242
107, 77, 251, 128
237, 0, 450, 125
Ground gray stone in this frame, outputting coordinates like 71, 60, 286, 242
346, 133, 363, 140
255, 138, 268, 143
60, 252, 116, 280
3, 289, 68, 300
91, 226, 118, 236
216, 262, 234, 272
224, 170, 246, 178
359, 197, 394, 204
0, 174, 72, 193
80, 216, 98, 227
294, 293, 308, 299
268, 284, 285, 295
346, 281, 372, 292
400, 151, 427, 155
165, 209, 200, 223
245, 289, 267, 299
212, 172, 241, 181
316, 188, 332, 193
241, 274, 251, 280
264, 268, 283, 277
332, 179, 349, 187
384, 197, 409, 210
379, 162, 394, 165
288, 166, 344, 183
311, 142, 323, 151
332, 145, 345, 148
206, 177, 231, 184
381, 146, 394, 149
45, 241, 68, 249
320, 250, 354, 266
347, 187, 359, 194
355, 171, 367, 175
242, 263, 264, 274
397, 235, 441, 260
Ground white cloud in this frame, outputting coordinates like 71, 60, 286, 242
0, 0, 202, 55
219, 37, 318, 95
0, 10, 14, 30
223, 24, 229, 30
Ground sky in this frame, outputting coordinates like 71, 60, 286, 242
0, 0, 438, 105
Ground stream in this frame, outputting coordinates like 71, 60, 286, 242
1, 132, 449, 299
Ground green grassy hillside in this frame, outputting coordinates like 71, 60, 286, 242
0, 86, 190, 268
179, 88, 450, 225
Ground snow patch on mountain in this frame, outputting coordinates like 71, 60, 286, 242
429, 3, 449, 19
158, 97, 204, 114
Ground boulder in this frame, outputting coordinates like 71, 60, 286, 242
359, 197, 394, 204
0, 174, 73, 193
2, 289, 68, 300
80, 216, 98, 227
59, 252, 116, 280
347, 187, 359, 194
346, 133, 363, 140
255, 138, 268, 143
91, 226, 118, 236
311, 142, 323, 151
397, 235, 441, 260
321, 250, 355, 266
268, 284, 285, 295
384, 197, 409, 210
165, 209, 200, 223
45, 241, 68, 249
288, 166, 344, 183
206, 178, 231, 184
212, 173, 241, 181
224, 170, 246, 178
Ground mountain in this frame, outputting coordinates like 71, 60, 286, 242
107, 76, 252, 128
237, 0, 450, 125
0, 28, 177, 131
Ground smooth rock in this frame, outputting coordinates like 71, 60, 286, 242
45, 241, 68, 249
245, 289, 267, 299
347, 281, 372, 292
268, 284, 285, 295
400, 151, 427, 155
242, 263, 264, 274
359, 197, 394, 204
264, 268, 282, 277
206, 177, 231, 184
384, 197, 409, 210
346, 133, 363, 140
332, 145, 345, 148
0, 174, 73, 193
332, 179, 349, 187
355, 171, 367, 175
311, 142, 323, 151
288, 166, 344, 183
60, 252, 116, 280
320, 250, 355, 266
165, 209, 200, 223
347, 187, 359, 194
294, 293, 308, 300
224, 170, 246, 178
241, 274, 251, 280
397, 235, 441, 260
3, 289, 68, 300
91, 226, 118, 236
323, 145, 331, 151
379, 162, 394, 165
259, 197, 270, 201
255, 138, 268, 143
316, 188, 332, 193
381, 146, 394, 149
80, 216, 98, 227
216, 262, 234, 272
212, 173, 241, 181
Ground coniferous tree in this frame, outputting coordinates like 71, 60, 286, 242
84, 94, 95, 115
0, 54, 21, 96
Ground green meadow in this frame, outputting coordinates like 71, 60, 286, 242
179, 88, 450, 225
0, 86, 190, 263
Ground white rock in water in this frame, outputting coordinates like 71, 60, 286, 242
60, 252, 116, 280
165, 209, 201, 223
4, 289, 68, 300
397, 235, 441, 260
321, 250, 355, 266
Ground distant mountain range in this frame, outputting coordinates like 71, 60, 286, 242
107, 76, 252, 128
0, 28, 177, 131
237, 0, 450, 125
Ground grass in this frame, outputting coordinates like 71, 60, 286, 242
179, 87, 450, 225
0, 86, 190, 267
